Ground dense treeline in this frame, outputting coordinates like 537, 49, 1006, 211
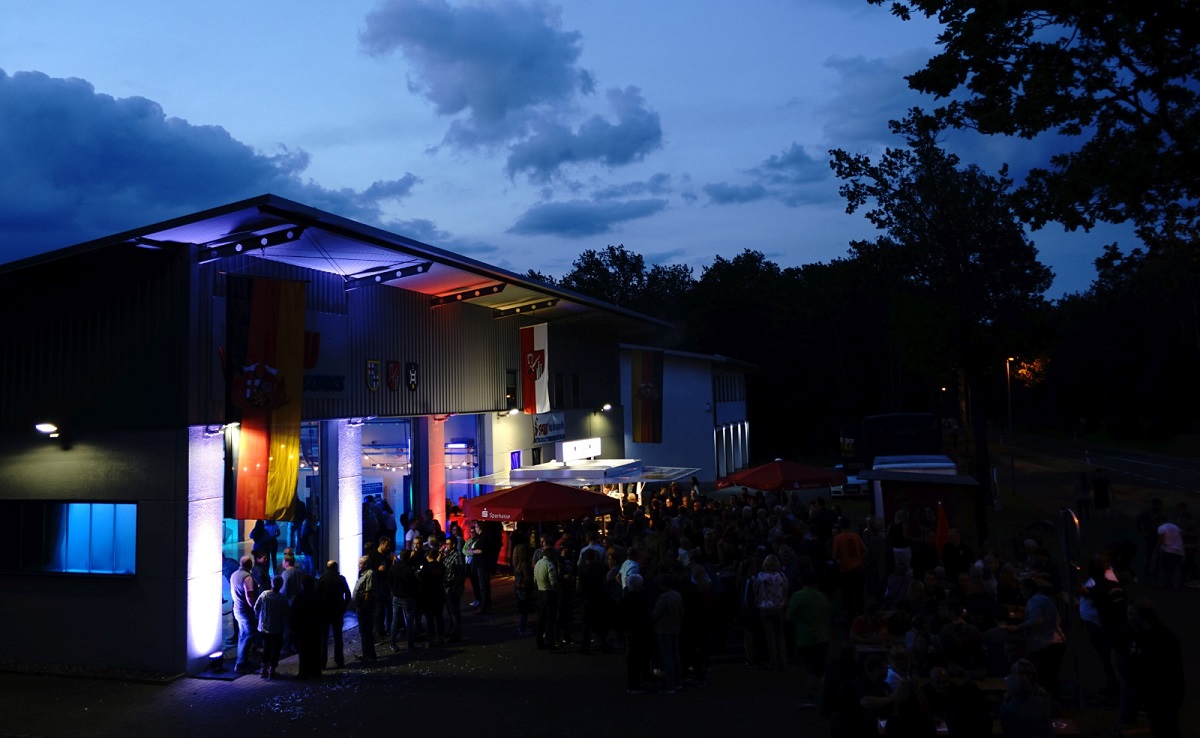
531, 240, 1200, 463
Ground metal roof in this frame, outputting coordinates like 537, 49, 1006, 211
0, 194, 671, 329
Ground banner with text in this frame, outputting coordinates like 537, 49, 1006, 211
532, 412, 566, 445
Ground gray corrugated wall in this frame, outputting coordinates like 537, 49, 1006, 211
345, 285, 514, 417
0, 245, 191, 433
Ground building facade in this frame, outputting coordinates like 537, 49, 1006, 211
0, 195, 672, 676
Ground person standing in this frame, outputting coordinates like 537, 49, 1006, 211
466, 522, 495, 615
652, 573, 685, 693
1120, 599, 1185, 738
366, 536, 394, 642
315, 560, 351, 670
290, 574, 323, 679
754, 554, 790, 672
254, 576, 290, 679
576, 547, 610, 653
418, 543, 447, 647
1155, 514, 1185, 589
831, 520, 867, 619
787, 570, 832, 709
1011, 578, 1066, 699
388, 549, 421, 654
278, 553, 303, 656
352, 555, 378, 662
442, 534, 467, 642
621, 574, 653, 694
229, 554, 260, 673
533, 544, 560, 651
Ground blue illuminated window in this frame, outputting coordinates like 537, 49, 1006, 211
0, 501, 137, 575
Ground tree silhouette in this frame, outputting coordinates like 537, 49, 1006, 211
872, 0, 1200, 250
831, 112, 1054, 537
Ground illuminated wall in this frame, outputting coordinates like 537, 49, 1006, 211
186, 426, 226, 673
323, 419, 363, 585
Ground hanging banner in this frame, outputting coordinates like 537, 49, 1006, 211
520, 323, 550, 414
225, 276, 307, 521
631, 349, 664, 443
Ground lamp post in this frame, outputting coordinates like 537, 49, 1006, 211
1005, 357, 1014, 439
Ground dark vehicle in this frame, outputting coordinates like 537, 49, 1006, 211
839, 412, 942, 467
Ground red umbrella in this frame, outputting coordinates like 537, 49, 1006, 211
461, 480, 621, 523
715, 460, 846, 493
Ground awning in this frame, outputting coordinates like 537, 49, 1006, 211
449, 465, 700, 489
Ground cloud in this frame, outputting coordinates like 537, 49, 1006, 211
0, 69, 428, 263
704, 143, 832, 207
591, 172, 672, 200
703, 182, 769, 205
508, 198, 667, 237
360, 0, 593, 147
363, 173, 422, 201
819, 51, 931, 149
504, 86, 662, 182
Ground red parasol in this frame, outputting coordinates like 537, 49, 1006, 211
461, 480, 621, 523
715, 459, 846, 493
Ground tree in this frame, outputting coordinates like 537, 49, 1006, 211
831, 113, 1054, 539
872, 0, 1200, 249
559, 244, 648, 307
524, 269, 558, 286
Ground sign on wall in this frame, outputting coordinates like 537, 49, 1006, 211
532, 412, 565, 445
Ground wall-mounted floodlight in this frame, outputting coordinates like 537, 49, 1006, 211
597, 403, 612, 413
497, 408, 521, 419
35, 422, 58, 434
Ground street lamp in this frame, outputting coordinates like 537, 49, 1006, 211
1005, 357, 1014, 438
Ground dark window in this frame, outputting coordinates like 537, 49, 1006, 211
505, 370, 518, 411
553, 372, 565, 408
0, 501, 136, 575
570, 373, 581, 408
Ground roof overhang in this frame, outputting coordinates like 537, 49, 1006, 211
2, 194, 671, 330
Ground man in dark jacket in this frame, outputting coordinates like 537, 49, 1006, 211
314, 560, 351, 669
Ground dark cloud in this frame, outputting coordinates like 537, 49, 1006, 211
703, 143, 831, 207
819, 52, 930, 148
0, 69, 425, 263
360, 0, 593, 147
504, 86, 662, 181
364, 173, 422, 201
703, 182, 769, 205
591, 172, 672, 200
508, 198, 667, 237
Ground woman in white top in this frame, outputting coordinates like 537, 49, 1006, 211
754, 554, 790, 671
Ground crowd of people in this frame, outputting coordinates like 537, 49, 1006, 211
226, 473, 1186, 737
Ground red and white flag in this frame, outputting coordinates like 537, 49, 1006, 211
520, 323, 549, 414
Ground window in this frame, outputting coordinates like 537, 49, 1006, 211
0, 501, 136, 575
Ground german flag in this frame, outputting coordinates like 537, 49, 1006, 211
631, 349, 663, 443
225, 276, 306, 521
